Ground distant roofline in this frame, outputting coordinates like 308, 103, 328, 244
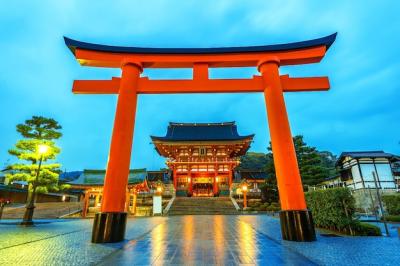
83, 168, 147, 173
336, 150, 398, 166
150, 135, 255, 142
237, 169, 267, 173
339, 151, 394, 157
151, 121, 254, 142
169, 121, 235, 126
341, 150, 386, 154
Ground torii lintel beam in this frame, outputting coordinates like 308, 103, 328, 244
72, 75, 330, 94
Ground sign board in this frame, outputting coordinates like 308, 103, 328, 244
153, 195, 162, 215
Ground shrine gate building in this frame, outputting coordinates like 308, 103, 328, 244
151, 122, 253, 197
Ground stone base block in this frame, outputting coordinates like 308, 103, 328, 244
91, 212, 127, 243
280, 210, 316, 242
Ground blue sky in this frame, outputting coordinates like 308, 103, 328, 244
0, 0, 399, 171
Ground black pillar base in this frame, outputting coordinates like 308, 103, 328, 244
91, 212, 127, 243
19, 220, 35, 227
280, 210, 316, 242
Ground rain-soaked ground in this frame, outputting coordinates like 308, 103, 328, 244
0, 215, 399, 265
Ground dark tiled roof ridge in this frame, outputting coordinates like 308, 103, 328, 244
151, 121, 254, 142
341, 150, 386, 154
64, 33, 337, 56
83, 168, 147, 173
169, 121, 235, 126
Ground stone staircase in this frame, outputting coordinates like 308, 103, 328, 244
167, 197, 239, 215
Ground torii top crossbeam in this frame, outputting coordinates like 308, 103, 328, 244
65, 33, 336, 94
65, 33, 336, 243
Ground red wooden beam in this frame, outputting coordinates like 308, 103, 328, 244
72, 75, 330, 94
137, 76, 263, 94
280, 75, 330, 92
72, 77, 120, 94
74, 46, 327, 68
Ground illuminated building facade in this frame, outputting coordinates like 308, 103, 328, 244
152, 122, 254, 197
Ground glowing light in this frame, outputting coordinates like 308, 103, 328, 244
242, 185, 248, 192
156, 186, 162, 193
216, 177, 219, 182
38, 144, 49, 155
61, 195, 66, 202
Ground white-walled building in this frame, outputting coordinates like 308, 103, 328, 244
336, 151, 399, 190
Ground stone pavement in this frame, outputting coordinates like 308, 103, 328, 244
2, 202, 82, 219
0, 215, 399, 265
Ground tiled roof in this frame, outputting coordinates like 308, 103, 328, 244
67, 169, 147, 186
336, 151, 399, 166
339, 151, 395, 159
59, 171, 82, 182
151, 122, 254, 142
234, 170, 269, 181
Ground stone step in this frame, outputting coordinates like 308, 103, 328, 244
167, 197, 237, 215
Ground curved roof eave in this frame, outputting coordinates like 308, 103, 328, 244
150, 134, 255, 142
64, 33, 337, 56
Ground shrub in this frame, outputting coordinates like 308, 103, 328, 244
270, 202, 280, 208
265, 202, 280, 212
382, 194, 400, 215
382, 215, 400, 222
266, 206, 280, 212
306, 187, 355, 232
353, 222, 382, 236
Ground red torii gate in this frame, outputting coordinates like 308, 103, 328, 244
65, 33, 336, 243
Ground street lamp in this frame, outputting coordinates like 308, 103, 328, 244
21, 144, 49, 226
241, 180, 249, 210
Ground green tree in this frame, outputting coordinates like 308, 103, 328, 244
265, 135, 336, 187
6, 116, 67, 225
238, 152, 270, 170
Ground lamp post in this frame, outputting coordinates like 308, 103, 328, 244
156, 185, 163, 195
21, 144, 49, 226
241, 181, 249, 210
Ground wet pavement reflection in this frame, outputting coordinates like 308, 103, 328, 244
101, 216, 315, 265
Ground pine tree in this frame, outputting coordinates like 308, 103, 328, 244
6, 116, 68, 225
238, 152, 270, 170
265, 135, 336, 187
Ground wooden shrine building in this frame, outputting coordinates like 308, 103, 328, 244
151, 122, 254, 197
66, 169, 150, 217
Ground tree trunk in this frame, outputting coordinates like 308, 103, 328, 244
21, 184, 35, 226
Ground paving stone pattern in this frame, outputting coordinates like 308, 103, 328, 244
0, 215, 399, 265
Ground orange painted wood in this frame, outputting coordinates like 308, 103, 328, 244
173, 168, 177, 190
280, 75, 330, 92
213, 168, 218, 195
101, 63, 140, 213
193, 63, 209, 80
72, 75, 329, 94
260, 61, 307, 211
72, 78, 120, 94
74, 45, 327, 68
137, 76, 263, 93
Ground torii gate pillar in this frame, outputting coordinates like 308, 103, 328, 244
92, 62, 141, 243
259, 58, 315, 241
